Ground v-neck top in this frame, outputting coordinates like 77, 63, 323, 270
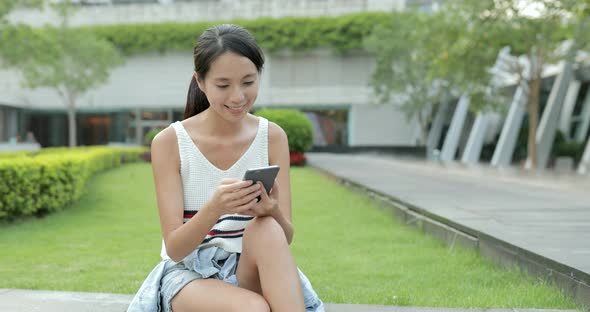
160, 116, 269, 260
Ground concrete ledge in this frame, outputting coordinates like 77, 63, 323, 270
0, 289, 132, 312
479, 234, 590, 308
310, 166, 590, 308
0, 289, 579, 312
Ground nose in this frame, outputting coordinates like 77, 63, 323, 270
230, 87, 245, 104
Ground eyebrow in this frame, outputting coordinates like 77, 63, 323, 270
213, 73, 256, 82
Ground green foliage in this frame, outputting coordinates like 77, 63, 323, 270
143, 128, 162, 145
1, 1, 124, 147
364, 11, 433, 106
0, 0, 42, 19
0, 0, 44, 67
77, 12, 389, 56
552, 142, 585, 163
364, 11, 443, 143
364, 7, 513, 145
0, 146, 146, 221
255, 109, 314, 153
551, 131, 585, 163
16, 4, 124, 94
0, 151, 30, 159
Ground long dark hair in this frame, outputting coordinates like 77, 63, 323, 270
184, 24, 265, 119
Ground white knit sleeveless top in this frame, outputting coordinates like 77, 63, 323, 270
160, 116, 269, 260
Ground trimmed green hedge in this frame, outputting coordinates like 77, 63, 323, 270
0, 151, 30, 159
0, 146, 146, 221
255, 109, 314, 153
79, 12, 389, 56
144, 128, 163, 145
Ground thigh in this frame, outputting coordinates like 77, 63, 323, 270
170, 278, 270, 312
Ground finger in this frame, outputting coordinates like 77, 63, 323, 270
222, 180, 254, 192
236, 198, 259, 214
230, 189, 262, 207
229, 183, 261, 201
220, 178, 241, 185
258, 181, 270, 201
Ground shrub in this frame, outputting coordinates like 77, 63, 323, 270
0, 151, 30, 159
80, 12, 390, 56
0, 146, 146, 221
255, 109, 314, 154
144, 128, 163, 146
551, 130, 585, 164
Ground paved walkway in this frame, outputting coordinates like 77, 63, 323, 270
0, 289, 578, 312
306, 153, 590, 307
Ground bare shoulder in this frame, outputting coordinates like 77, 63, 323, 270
151, 126, 177, 152
268, 121, 288, 145
150, 126, 179, 167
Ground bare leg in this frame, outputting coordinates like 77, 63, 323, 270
171, 278, 270, 312
237, 216, 305, 312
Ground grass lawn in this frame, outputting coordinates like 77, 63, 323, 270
0, 162, 581, 309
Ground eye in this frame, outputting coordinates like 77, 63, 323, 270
244, 81, 255, 86
216, 85, 229, 89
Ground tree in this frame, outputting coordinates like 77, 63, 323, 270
364, 11, 445, 145
0, 0, 44, 64
448, 0, 586, 169
0, 0, 41, 19
364, 9, 505, 147
1, 1, 123, 147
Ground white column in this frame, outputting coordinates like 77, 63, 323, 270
440, 94, 470, 162
0, 108, 5, 142
135, 108, 141, 145
558, 80, 581, 139
577, 137, 590, 175
574, 89, 590, 144
461, 112, 489, 165
7, 109, 18, 140
426, 99, 449, 160
491, 85, 528, 167
535, 61, 574, 169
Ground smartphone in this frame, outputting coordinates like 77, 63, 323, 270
243, 165, 280, 201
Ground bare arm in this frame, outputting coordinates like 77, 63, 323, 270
267, 122, 295, 244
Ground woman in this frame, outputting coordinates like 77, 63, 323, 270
127, 24, 323, 312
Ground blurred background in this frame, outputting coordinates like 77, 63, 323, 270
1, 0, 589, 173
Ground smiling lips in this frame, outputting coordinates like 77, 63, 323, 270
224, 103, 248, 113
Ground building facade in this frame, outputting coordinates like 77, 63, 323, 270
1, 0, 431, 149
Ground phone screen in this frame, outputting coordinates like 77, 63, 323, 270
243, 165, 280, 198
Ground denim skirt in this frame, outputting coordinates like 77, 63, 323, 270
160, 246, 324, 312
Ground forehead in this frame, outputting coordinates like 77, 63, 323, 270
207, 52, 258, 80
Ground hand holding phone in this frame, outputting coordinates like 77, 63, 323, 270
242, 165, 280, 201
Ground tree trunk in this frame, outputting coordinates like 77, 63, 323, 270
526, 76, 541, 169
66, 95, 77, 147
417, 111, 428, 145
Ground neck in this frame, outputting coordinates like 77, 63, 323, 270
199, 108, 248, 137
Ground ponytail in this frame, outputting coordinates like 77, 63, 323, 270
183, 75, 210, 119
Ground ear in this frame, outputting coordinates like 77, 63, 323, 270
194, 72, 206, 93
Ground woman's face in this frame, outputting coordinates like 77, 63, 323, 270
196, 51, 259, 121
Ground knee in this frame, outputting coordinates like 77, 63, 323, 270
243, 216, 285, 244
232, 294, 270, 312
